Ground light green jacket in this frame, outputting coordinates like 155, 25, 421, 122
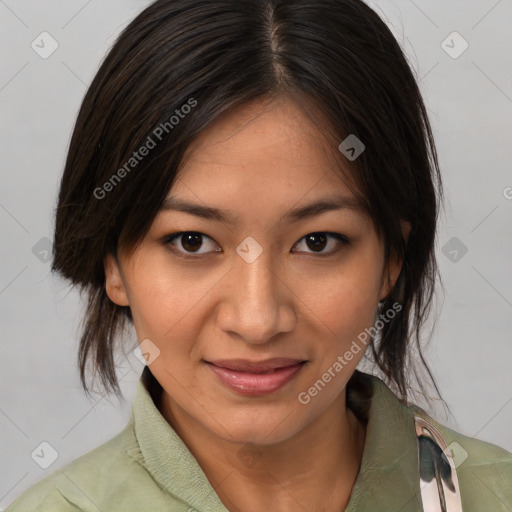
6, 367, 512, 511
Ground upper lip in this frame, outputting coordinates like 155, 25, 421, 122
206, 358, 305, 372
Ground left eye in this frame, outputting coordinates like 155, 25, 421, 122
163, 231, 350, 257
292, 232, 350, 255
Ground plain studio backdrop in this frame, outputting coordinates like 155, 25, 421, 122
0, 0, 511, 508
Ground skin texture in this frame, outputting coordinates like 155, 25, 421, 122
105, 95, 409, 512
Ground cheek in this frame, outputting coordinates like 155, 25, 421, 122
297, 251, 383, 338
125, 253, 219, 340
128, 273, 174, 333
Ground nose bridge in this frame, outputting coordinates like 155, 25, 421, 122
225, 243, 292, 343
242, 253, 277, 306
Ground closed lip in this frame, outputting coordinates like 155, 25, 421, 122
205, 357, 306, 373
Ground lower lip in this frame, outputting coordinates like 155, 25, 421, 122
206, 362, 305, 396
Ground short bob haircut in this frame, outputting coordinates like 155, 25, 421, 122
52, 0, 444, 405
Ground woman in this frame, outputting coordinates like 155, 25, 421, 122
6, 0, 511, 510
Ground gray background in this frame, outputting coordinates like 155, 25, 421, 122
1, 0, 511, 508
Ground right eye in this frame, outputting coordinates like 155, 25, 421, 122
163, 231, 222, 258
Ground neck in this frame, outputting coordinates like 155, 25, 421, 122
160, 388, 367, 512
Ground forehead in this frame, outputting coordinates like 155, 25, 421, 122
173, 95, 363, 209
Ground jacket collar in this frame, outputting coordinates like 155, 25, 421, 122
129, 366, 423, 511
344, 370, 424, 510
129, 366, 229, 511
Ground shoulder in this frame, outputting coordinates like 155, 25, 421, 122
359, 371, 512, 509
5, 423, 157, 512
412, 404, 512, 510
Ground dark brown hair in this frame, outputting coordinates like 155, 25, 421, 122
52, 0, 445, 409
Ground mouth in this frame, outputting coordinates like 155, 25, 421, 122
204, 358, 307, 396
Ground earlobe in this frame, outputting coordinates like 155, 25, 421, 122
400, 219, 412, 245
104, 253, 130, 306
379, 255, 402, 302
379, 220, 411, 302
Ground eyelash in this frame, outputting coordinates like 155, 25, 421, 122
162, 231, 351, 259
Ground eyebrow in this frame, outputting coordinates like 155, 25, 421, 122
158, 194, 368, 226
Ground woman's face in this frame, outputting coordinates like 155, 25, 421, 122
105, 95, 404, 446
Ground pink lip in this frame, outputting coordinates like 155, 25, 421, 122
205, 359, 306, 396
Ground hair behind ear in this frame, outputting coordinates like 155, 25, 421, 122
77, 286, 131, 399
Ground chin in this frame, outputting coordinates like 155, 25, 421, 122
212, 411, 303, 447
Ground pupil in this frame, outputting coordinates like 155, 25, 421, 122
306, 233, 327, 252
182, 233, 201, 252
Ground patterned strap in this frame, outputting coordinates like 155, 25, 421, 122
414, 416, 463, 511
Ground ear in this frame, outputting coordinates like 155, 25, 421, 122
104, 253, 130, 306
378, 220, 411, 302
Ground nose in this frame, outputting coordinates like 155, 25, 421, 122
216, 248, 296, 345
